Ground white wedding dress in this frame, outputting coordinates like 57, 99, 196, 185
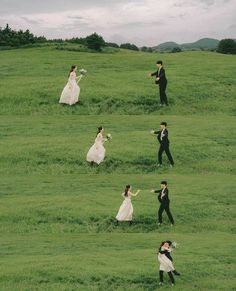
86, 133, 106, 165
59, 72, 80, 105
116, 192, 133, 221
158, 252, 175, 272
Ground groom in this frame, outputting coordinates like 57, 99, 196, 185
151, 181, 174, 226
151, 122, 174, 167
150, 60, 168, 106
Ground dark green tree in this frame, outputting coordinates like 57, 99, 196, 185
120, 43, 139, 51
140, 46, 148, 52
171, 47, 182, 53
106, 42, 119, 48
217, 39, 236, 54
0, 24, 46, 47
85, 33, 105, 51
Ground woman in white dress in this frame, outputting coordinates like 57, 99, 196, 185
59, 65, 80, 105
158, 241, 180, 286
115, 185, 140, 224
86, 127, 107, 165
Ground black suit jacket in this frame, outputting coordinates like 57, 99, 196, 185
154, 129, 169, 145
159, 249, 173, 261
151, 67, 167, 84
155, 188, 170, 205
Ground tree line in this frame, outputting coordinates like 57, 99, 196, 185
0, 24, 235, 54
0, 24, 145, 52
0, 24, 46, 47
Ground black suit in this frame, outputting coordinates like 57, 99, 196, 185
154, 129, 174, 165
151, 67, 168, 105
155, 188, 174, 224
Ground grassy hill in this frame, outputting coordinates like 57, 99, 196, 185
181, 38, 219, 50
0, 46, 235, 115
0, 47, 235, 290
152, 41, 180, 51
153, 38, 220, 51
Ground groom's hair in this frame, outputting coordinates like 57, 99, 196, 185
160, 122, 167, 126
161, 181, 167, 185
156, 60, 163, 65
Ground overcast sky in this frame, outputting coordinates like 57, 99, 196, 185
0, 0, 235, 46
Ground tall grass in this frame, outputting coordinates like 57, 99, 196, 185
0, 47, 235, 290
0, 47, 235, 115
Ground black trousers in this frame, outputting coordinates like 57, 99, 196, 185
159, 82, 168, 105
159, 271, 175, 284
158, 144, 174, 165
158, 203, 174, 224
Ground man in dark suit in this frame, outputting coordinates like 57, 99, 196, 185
151, 181, 174, 225
150, 60, 168, 106
151, 121, 174, 167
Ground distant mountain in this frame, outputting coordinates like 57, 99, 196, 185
153, 41, 179, 51
181, 38, 219, 49
153, 38, 220, 51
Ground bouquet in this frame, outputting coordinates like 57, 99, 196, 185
170, 241, 178, 250
80, 68, 87, 75
77, 69, 87, 83
106, 133, 112, 141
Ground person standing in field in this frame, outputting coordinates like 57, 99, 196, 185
157, 240, 180, 286
115, 185, 140, 225
151, 180, 174, 226
150, 60, 169, 106
86, 126, 107, 165
59, 65, 80, 105
150, 121, 174, 167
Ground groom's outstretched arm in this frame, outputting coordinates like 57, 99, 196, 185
154, 189, 161, 193
151, 71, 158, 76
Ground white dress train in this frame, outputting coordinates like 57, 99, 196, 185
59, 72, 80, 105
86, 133, 106, 165
116, 193, 133, 221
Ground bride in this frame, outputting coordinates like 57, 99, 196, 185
59, 65, 80, 105
115, 185, 140, 224
86, 126, 107, 165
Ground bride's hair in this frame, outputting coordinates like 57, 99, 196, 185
96, 126, 103, 136
158, 241, 171, 252
68, 65, 77, 77
124, 185, 131, 197
159, 241, 165, 252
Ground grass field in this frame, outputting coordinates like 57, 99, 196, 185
0, 47, 235, 115
0, 46, 235, 290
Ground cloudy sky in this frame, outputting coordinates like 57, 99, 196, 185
0, 0, 235, 46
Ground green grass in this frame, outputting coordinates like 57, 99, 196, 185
0, 115, 235, 175
0, 173, 235, 234
0, 233, 235, 291
0, 46, 235, 115
0, 47, 235, 290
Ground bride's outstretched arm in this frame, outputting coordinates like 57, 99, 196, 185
131, 190, 140, 196
76, 74, 83, 81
